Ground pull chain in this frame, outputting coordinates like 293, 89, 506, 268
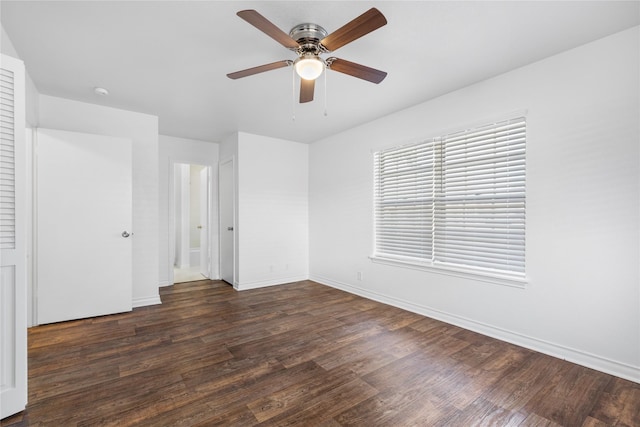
324, 68, 328, 117
291, 65, 296, 121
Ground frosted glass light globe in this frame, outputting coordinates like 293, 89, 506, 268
295, 57, 324, 80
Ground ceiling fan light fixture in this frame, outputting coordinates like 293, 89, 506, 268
294, 56, 324, 80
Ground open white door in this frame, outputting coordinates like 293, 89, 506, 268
199, 166, 209, 278
36, 128, 133, 324
0, 54, 28, 419
175, 163, 190, 269
219, 159, 234, 285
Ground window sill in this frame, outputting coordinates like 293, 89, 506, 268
369, 255, 528, 289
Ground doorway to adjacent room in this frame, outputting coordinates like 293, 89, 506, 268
172, 163, 211, 283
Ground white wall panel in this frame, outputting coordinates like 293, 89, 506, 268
236, 132, 309, 290
309, 27, 640, 381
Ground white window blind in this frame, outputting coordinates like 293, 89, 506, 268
374, 141, 435, 261
435, 118, 526, 274
374, 117, 526, 277
0, 68, 15, 250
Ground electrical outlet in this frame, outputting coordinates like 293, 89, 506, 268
357, 271, 363, 281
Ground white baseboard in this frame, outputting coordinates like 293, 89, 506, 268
234, 275, 308, 291
158, 280, 171, 287
132, 294, 162, 308
310, 274, 640, 384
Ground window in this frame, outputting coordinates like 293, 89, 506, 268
373, 117, 526, 279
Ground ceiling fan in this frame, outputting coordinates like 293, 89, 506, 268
227, 8, 388, 103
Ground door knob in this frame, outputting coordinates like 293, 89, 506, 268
227, 226, 234, 231
197, 225, 203, 229
122, 231, 130, 238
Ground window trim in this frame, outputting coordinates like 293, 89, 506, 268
369, 254, 527, 289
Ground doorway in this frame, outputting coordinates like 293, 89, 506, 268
172, 163, 211, 284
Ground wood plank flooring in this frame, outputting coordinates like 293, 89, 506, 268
2, 280, 639, 426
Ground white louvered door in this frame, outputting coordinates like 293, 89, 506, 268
0, 55, 27, 419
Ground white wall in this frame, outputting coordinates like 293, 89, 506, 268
309, 27, 640, 382
1, 25, 19, 57
219, 132, 238, 164
233, 132, 309, 290
38, 95, 160, 307
158, 135, 219, 284
1, 24, 39, 127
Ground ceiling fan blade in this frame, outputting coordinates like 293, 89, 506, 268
320, 8, 387, 52
227, 60, 291, 79
299, 79, 315, 103
237, 10, 299, 49
327, 58, 387, 84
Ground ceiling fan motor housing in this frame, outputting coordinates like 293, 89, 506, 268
289, 23, 328, 54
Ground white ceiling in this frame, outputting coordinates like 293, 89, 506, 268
2, 1, 639, 143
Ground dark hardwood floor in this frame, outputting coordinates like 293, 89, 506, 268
2, 280, 639, 426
